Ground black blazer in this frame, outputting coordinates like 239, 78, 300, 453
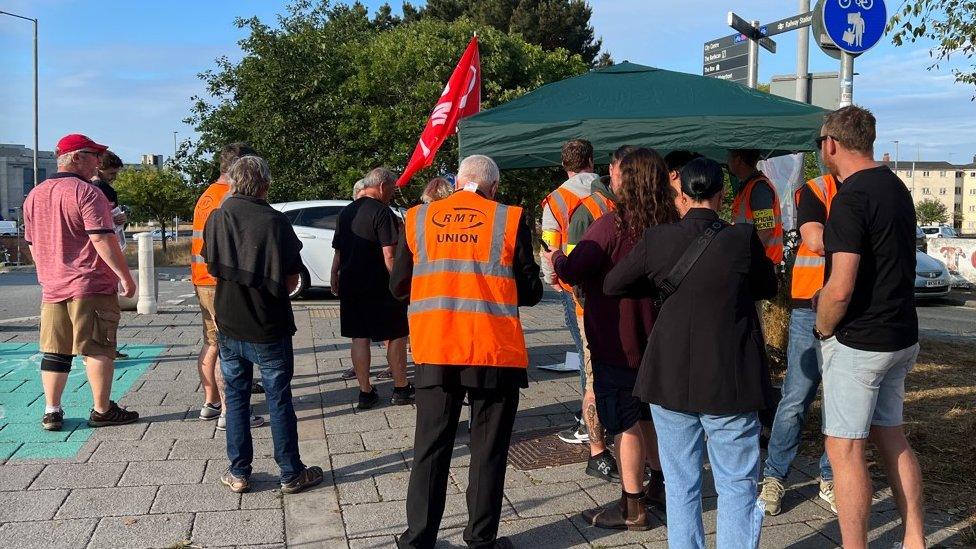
604, 208, 777, 415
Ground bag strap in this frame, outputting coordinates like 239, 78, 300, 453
657, 220, 728, 304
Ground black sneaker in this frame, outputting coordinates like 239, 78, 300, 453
280, 465, 324, 494
42, 410, 64, 431
357, 388, 380, 410
88, 401, 139, 427
115, 350, 129, 359
391, 383, 416, 405
586, 450, 620, 483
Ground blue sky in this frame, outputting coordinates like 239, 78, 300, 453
1, 0, 974, 165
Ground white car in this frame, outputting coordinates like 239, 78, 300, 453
920, 225, 958, 239
0, 221, 19, 236
271, 200, 350, 298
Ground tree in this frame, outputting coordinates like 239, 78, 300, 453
888, 1, 976, 91
114, 167, 195, 252
916, 197, 950, 225
411, 0, 603, 65
182, 4, 588, 209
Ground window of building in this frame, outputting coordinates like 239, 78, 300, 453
940, 188, 947, 195
939, 171, 946, 177
971, 205, 976, 213
957, 187, 963, 195
971, 188, 976, 195
922, 188, 931, 195
971, 172, 976, 177
906, 172, 913, 178
957, 171, 965, 177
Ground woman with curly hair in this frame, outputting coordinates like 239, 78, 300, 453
542, 147, 678, 531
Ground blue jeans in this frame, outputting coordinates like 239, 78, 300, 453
763, 308, 832, 481
560, 291, 585, 393
650, 405, 764, 549
218, 334, 305, 484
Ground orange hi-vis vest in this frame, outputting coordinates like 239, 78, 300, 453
732, 174, 784, 264
541, 186, 586, 292
190, 181, 231, 286
791, 174, 839, 301
566, 191, 616, 255
405, 190, 529, 368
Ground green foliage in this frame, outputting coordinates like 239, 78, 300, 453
115, 167, 195, 251
888, 0, 976, 92
181, 2, 588, 210
916, 197, 950, 225
414, 0, 602, 64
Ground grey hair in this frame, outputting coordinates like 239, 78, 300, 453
352, 178, 367, 199
362, 167, 396, 189
456, 155, 499, 192
227, 155, 271, 197
56, 151, 80, 168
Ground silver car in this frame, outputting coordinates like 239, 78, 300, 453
914, 251, 950, 299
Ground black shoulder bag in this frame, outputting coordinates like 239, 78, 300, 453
653, 220, 728, 309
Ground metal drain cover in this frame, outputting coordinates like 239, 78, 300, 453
507, 428, 589, 470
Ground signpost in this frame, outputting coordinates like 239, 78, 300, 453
765, 11, 814, 37
821, 0, 887, 106
702, 35, 750, 85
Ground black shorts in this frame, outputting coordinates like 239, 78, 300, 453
593, 364, 651, 437
339, 296, 409, 342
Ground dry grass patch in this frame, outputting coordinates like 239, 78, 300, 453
124, 240, 191, 267
798, 337, 976, 527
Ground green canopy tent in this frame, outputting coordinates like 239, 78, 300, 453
458, 62, 829, 169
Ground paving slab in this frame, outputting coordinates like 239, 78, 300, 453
56, 486, 157, 519
0, 518, 97, 549
118, 459, 206, 486
89, 513, 194, 549
29, 462, 127, 490
192, 509, 285, 546
150, 483, 241, 513
0, 462, 44, 490
89, 439, 175, 462
0, 488, 68, 522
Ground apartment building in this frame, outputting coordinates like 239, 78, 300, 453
880, 155, 976, 233
0, 144, 58, 222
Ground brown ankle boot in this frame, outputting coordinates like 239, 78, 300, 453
581, 493, 649, 531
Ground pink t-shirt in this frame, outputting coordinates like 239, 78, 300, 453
24, 173, 119, 303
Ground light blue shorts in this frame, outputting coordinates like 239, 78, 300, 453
818, 338, 919, 439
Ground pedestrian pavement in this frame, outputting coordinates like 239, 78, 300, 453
0, 289, 970, 548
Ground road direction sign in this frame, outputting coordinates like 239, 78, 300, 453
727, 12, 777, 53
702, 41, 748, 65
765, 11, 814, 36
710, 66, 749, 84
822, 0, 886, 54
703, 55, 749, 76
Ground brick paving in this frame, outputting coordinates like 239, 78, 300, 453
0, 288, 970, 548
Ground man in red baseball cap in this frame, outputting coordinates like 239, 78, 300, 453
23, 134, 139, 432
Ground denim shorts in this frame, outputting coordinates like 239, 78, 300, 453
819, 338, 919, 439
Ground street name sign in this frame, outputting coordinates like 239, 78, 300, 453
765, 11, 814, 36
727, 12, 777, 53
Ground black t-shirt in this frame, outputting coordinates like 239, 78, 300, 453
332, 197, 399, 300
91, 178, 118, 207
823, 166, 918, 352
796, 185, 827, 228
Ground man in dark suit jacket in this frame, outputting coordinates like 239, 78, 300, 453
605, 158, 777, 549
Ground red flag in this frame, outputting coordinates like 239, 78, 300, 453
397, 36, 481, 187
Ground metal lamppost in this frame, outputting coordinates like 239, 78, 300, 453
892, 140, 899, 172
0, 10, 39, 188
172, 131, 179, 159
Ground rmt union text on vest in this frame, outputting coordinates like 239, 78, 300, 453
437, 232, 480, 243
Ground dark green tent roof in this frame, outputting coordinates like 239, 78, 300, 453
458, 62, 828, 170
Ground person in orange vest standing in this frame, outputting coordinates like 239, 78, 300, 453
543, 139, 617, 483
391, 155, 543, 549
191, 143, 264, 430
758, 171, 840, 516
727, 149, 784, 265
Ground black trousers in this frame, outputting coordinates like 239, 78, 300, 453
398, 383, 520, 549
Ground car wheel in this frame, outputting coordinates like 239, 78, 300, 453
289, 266, 310, 300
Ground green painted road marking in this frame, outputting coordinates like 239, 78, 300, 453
0, 343, 166, 460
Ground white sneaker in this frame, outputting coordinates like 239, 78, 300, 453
199, 403, 222, 420
819, 478, 838, 513
216, 415, 265, 431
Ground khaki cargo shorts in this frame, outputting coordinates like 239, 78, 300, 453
40, 294, 120, 357
195, 285, 219, 346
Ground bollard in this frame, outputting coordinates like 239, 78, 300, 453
136, 232, 158, 314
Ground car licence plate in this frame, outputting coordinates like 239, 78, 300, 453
925, 280, 944, 287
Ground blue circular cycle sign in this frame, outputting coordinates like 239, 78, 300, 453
822, 0, 887, 54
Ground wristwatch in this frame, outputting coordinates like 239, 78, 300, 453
813, 326, 833, 341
